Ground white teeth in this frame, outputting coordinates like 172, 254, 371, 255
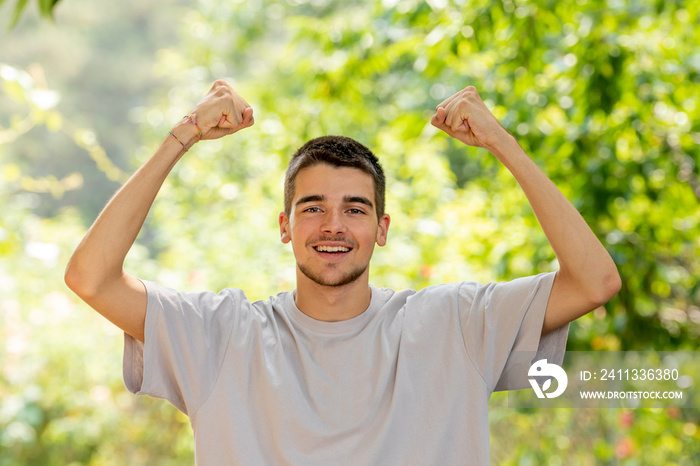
316, 246, 350, 253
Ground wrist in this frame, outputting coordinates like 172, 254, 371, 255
169, 120, 201, 150
484, 131, 521, 161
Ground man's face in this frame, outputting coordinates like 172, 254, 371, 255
279, 164, 390, 288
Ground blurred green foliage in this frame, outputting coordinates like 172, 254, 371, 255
0, 0, 61, 28
1, 0, 698, 464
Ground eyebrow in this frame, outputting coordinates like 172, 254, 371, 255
294, 195, 374, 209
295, 195, 325, 207
344, 196, 374, 208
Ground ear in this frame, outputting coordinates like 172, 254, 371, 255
279, 211, 291, 244
375, 214, 390, 247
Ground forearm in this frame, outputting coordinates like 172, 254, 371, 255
486, 134, 620, 303
65, 122, 198, 295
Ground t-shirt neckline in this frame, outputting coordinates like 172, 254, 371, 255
284, 285, 383, 335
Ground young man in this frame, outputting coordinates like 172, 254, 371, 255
65, 80, 620, 464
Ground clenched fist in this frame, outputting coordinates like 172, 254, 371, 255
189, 80, 254, 140
430, 86, 508, 150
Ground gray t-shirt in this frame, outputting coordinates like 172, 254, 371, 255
124, 272, 568, 465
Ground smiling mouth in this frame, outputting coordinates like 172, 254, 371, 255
314, 245, 351, 253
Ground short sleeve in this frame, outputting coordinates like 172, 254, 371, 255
123, 280, 242, 415
459, 272, 569, 392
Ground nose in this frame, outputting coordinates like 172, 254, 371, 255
321, 209, 347, 235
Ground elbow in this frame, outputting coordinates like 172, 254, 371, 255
64, 260, 98, 300
559, 263, 621, 311
64, 265, 83, 296
591, 267, 622, 307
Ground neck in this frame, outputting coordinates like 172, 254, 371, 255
294, 271, 372, 322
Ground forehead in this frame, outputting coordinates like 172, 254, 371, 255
293, 164, 375, 202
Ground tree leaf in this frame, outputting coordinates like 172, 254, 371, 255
6, 0, 62, 29
9, 0, 30, 29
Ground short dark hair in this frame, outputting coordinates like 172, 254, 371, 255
284, 136, 386, 219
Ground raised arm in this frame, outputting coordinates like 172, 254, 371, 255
431, 86, 620, 335
64, 80, 254, 342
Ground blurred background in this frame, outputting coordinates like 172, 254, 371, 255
0, 0, 698, 464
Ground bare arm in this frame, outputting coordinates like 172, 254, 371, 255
431, 86, 621, 335
65, 80, 254, 342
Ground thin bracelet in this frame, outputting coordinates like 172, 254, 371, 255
168, 131, 187, 150
184, 113, 203, 141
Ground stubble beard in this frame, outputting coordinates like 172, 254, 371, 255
297, 261, 368, 288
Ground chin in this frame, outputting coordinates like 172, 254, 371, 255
297, 263, 368, 288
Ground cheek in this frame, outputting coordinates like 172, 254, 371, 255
358, 227, 380, 247
288, 222, 313, 246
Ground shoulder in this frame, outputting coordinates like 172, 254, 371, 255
142, 281, 250, 307
373, 282, 465, 315
140, 282, 270, 329
376, 273, 556, 314
478, 272, 557, 307
454, 272, 556, 304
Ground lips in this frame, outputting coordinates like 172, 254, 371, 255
310, 239, 355, 256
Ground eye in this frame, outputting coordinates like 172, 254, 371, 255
347, 208, 366, 215
303, 206, 322, 213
